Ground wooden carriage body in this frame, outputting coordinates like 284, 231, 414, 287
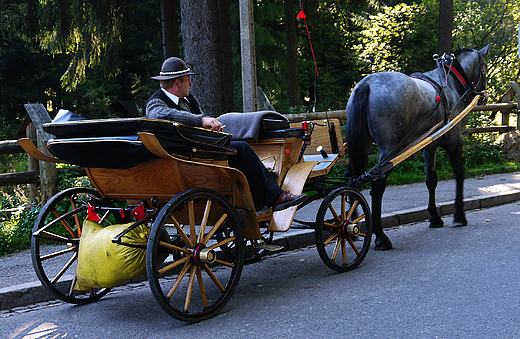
19, 110, 376, 323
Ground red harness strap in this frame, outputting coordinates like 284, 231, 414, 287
445, 65, 467, 86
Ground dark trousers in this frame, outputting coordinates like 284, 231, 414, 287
227, 141, 282, 208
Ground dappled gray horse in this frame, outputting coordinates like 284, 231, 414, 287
345, 45, 490, 251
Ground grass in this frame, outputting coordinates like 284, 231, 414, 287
330, 143, 519, 187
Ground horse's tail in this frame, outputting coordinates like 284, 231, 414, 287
345, 83, 372, 177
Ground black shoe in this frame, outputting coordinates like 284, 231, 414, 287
271, 191, 307, 212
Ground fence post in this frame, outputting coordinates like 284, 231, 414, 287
24, 103, 57, 205
499, 87, 514, 126
509, 81, 520, 131
37, 136, 57, 205
26, 122, 39, 203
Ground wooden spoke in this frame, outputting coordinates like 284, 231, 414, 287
198, 199, 212, 243
202, 264, 225, 292
341, 194, 346, 220
323, 232, 339, 246
346, 200, 359, 221
195, 267, 208, 308
69, 198, 81, 237
169, 216, 194, 248
69, 270, 78, 295
98, 210, 112, 224
167, 262, 192, 298
158, 241, 191, 254
328, 204, 341, 224
40, 231, 74, 243
208, 236, 236, 250
34, 207, 82, 237
158, 256, 190, 275
347, 237, 360, 256
188, 200, 196, 245
342, 237, 347, 264
352, 214, 366, 224
52, 210, 76, 238
324, 221, 339, 228
41, 246, 76, 261
214, 258, 235, 268
184, 265, 197, 311
51, 252, 78, 285
332, 236, 342, 260
202, 213, 228, 245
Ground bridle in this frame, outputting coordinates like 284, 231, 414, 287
436, 49, 487, 97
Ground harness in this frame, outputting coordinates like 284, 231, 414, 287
361, 52, 486, 182
410, 72, 449, 122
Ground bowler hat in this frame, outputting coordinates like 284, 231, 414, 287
151, 57, 197, 80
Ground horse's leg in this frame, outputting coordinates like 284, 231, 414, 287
446, 144, 467, 226
371, 174, 393, 250
424, 147, 444, 228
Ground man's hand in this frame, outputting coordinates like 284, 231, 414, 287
201, 117, 223, 132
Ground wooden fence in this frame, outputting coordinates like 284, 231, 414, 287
1, 82, 519, 206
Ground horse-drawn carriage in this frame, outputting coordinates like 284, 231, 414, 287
19, 45, 488, 322
19, 110, 372, 322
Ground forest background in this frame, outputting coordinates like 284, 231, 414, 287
0, 0, 519, 254
1, 0, 519, 134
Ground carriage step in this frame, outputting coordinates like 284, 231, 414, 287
256, 244, 285, 252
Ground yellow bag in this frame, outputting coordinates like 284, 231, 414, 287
74, 219, 148, 290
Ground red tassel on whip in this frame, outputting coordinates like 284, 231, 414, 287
297, 5, 319, 77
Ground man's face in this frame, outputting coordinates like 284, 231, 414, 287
176, 75, 192, 98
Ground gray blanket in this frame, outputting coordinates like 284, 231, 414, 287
219, 111, 288, 141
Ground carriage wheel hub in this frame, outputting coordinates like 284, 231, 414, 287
192, 245, 217, 266
341, 221, 360, 238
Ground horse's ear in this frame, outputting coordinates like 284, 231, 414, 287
479, 43, 491, 56
457, 43, 461, 50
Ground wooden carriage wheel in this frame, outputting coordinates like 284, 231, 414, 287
146, 187, 245, 322
31, 187, 112, 304
315, 187, 372, 272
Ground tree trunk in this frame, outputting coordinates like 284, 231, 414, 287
218, 0, 235, 113
285, 0, 300, 111
438, 0, 453, 55
179, 0, 224, 116
161, 0, 180, 58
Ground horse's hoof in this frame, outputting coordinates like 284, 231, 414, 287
429, 223, 444, 228
453, 214, 468, 227
452, 219, 468, 227
428, 216, 444, 228
374, 236, 393, 251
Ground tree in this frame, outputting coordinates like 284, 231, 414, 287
160, 0, 180, 58
179, 0, 231, 116
218, 0, 236, 113
438, 0, 453, 54
356, 3, 437, 75
452, 0, 520, 101
285, 0, 300, 110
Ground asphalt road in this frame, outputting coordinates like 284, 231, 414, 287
2, 201, 520, 339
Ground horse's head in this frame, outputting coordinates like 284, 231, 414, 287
454, 44, 491, 104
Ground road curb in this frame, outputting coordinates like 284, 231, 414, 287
2, 190, 519, 311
